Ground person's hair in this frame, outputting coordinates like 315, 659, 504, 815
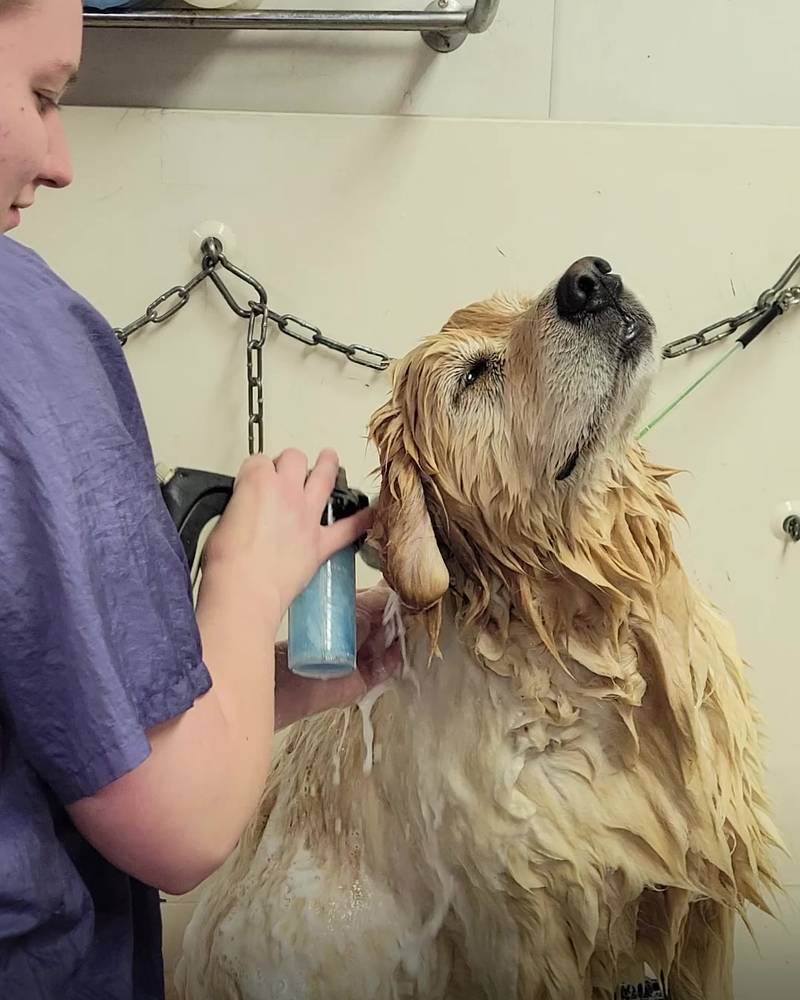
0, 0, 30, 13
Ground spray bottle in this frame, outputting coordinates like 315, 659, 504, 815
287, 468, 369, 678
158, 464, 369, 679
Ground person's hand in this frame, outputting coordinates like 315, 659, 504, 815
202, 449, 373, 620
274, 584, 403, 730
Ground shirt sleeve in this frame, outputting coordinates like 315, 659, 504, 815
0, 377, 212, 806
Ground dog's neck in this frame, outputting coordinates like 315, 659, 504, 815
428, 448, 682, 661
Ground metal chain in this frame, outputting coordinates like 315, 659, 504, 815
662, 251, 800, 358
114, 237, 393, 454
246, 302, 268, 456
274, 313, 392, 369
114, 264, 214, 347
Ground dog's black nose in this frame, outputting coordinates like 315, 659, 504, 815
556, 257, 622, 318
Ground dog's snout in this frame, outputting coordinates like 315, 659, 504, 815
556, 257, 622, 319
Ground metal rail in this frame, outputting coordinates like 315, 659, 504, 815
84, 1, 500, 52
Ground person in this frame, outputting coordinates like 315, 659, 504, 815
0, 2, 400, 997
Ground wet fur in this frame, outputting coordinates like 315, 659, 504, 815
176, 280, 781, 1000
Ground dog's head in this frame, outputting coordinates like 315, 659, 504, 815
368, 256, 664, 618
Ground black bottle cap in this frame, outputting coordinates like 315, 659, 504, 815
323, 467, 370, 525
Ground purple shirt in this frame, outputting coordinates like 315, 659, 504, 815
0, 235, 212, 998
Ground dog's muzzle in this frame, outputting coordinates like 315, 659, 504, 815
555, 256, 646, 351
555, 257, 623, 319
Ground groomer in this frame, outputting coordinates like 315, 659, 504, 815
0, 3, 399, 997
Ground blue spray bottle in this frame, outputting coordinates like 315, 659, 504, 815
287, 468, 370, 679
158, 464, 369, 681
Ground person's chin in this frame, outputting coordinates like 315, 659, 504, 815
3, 206, 21, 232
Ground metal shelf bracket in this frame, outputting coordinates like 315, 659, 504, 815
83, 1, 501, 54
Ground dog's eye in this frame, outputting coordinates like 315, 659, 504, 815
464, 359, 489, 386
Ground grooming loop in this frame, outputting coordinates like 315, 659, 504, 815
662, 252, 800, 358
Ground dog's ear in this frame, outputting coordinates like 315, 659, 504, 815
368, 399, 449, 612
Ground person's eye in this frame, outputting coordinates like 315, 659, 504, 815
35, 92, 59, 114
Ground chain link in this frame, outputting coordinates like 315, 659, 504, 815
114, 238, 393, 453
779, 285, 800, 309
662, 251, 800, 358
115, 266, 214, 346
276, 315, 391, 371
247, 303, 268, 456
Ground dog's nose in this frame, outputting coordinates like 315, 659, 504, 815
556, 257, 622, 318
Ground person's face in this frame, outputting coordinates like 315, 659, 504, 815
0, 0, 82, 233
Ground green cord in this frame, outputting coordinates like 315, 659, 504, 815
637, 343, 742, 440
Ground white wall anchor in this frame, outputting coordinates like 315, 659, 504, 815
771, 501, 800, 543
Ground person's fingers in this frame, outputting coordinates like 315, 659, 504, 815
304, 449, 340, 513
231, 455, 276, 501
274, 448, 309, 486
356, 609, 372, 650
325, 670, 368, 711
356, 585, 394, 649
358, 636, 403, 688
356, 584, 392, 619
319, 506, 374, 561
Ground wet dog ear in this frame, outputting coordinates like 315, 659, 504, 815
367, 399, 449, 612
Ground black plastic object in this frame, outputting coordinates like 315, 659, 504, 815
160, 466, 370, 569
324, 468, 370, 526
160, 468, 235, 569
738, 299, 784, 349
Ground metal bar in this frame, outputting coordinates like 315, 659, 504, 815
85, 9, 463, 31
467, 0, 499, 33
84, 2, 500, 34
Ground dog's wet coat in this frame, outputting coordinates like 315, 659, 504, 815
177, 259, 780, 1000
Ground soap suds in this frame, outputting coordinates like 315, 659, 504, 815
383, 588, 417, 694
357, 682, 390, 775
332, 710, 350, 787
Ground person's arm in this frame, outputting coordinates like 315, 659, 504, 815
69, 585, 401, 895
1, 290, 377, 895
65, 572, 279, 895
66, 450, 372, 894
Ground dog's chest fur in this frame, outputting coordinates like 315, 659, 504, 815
177, 567, 776, 1000
340, 579, 771, 996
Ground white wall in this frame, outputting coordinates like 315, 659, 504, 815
551, 0, 800, 126
33, 0, 800, 992
16, 106, 800, 994
71, 0, 800, 125
71, 0, 556, 119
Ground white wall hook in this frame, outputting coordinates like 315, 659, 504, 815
770, 501, 800, 543
190, 221, 238, 261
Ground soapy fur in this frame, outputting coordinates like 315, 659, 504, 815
176, 270, 780, 1000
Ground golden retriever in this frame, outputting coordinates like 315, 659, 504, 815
175, 257, 780, 1000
